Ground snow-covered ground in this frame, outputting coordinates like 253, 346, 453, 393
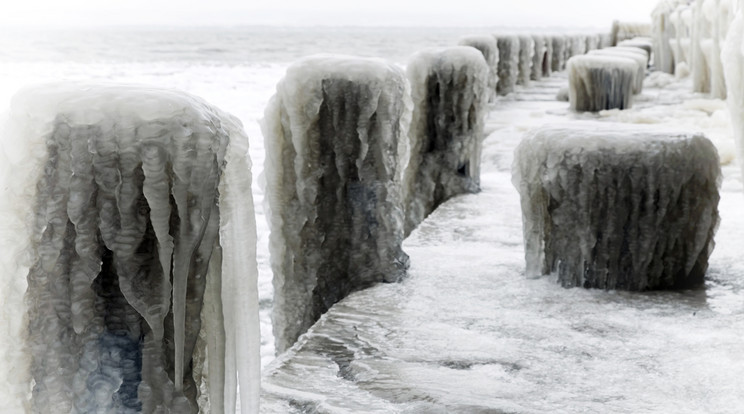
260, 72, 744, 413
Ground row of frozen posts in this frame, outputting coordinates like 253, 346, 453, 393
3, 18, 726, 414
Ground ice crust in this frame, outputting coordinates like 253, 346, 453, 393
588, 48, 647, 94
568, 55, 638, 111
0, 82, 259, 412
517, 35, 535, 86
494, 35, 520, 95
512, 123, 721, 290
405, 46, 489, 234
458, 35, 499, 103
261, 55, 411, 354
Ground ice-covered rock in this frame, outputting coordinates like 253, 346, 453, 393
567, 55, 637, 111
494, 34, 520, 95
589, 47, 647, 94
262, 55, 411, 354
459, 35, 500, 102
513, 123, 720, 290
551, 35, 568, 72
518, 35, 535, 86
405, 47, 488, 233
0, 82, 259, 413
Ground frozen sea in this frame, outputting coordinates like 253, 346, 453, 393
2, 26, 744, 412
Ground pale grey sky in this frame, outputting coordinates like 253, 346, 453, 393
1, 0, 654, 28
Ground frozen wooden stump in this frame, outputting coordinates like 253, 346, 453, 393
512, 123, 721, 291
494, 34, 520, 95
567, 55, 637, 111
551, 35, 568, 72
532, 35, 550, 80
405, 47, 489, 234
459, 35, 500, 102
262, 55, 411, 353
0, 82, 259, 413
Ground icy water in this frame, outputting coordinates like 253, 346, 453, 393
2, 26, 744, 412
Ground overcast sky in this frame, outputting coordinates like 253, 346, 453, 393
1, 0, 654, 28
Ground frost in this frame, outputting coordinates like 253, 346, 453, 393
261, 55, 411, 354
512, 123, 721, 290
0, 82, 259, 412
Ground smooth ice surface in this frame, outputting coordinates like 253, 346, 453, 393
405, 46, 488, 234
512, 123, 721, 290
0, 82, 259, 413
260, 72, 744, 413
262, 55, 411, 354
458, 35, 499, 103
494, 34, 520, 96
568, 55, 637, 111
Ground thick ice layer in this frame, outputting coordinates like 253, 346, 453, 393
517, 35, 535, 86
405, 46, 488, 234
513, 123, 721, 290
494, 34, 520, 95
589, 48, 646, 94
262, 55, 411, 354
0, 82, 259, 412
458, 35, 499, 103
551, 35, 568, 72
567, 55, 637, 111
532, 35, 551, 80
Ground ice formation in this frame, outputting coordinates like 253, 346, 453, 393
512, 123, 721, 290
585, 34, 600, 52
723, 0, 744, 184
262, 55, 411, 354
692, 0, 713, 93
618, 38, 654, 57
588, 48, 647, 94
0, 83, 259, 412
533, 35, 552, 79
611, 20, 653, 45
405, 46, 488, 233
458, 35, 500, 103
551, 35, 568, 72
517, 35, 535, 86
568, 35, 588, 58
567, 55, 638, 111
494, 34, 520, 95
653, 1, 684, 74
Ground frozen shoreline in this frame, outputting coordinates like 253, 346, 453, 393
259, 72, 744, 412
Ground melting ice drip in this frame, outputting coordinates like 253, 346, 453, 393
0, 83, 259, 413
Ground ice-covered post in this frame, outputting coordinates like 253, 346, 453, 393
459, 35, 500, 102
512, 123, 721, 290
404, 47, 489, 233
494, 34, 520, 95
723, 0, 744, 185
533, 34, 552, 79
551, 35, 568, 72
518, 35, 535, 85
707, 0, 735, 99
589, 47, 648, 94
567, 55, 637, 111
0, 83, 259, 413
262, 55, 411, 354
692, 0, 713, 93
653, 1, 678, 74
